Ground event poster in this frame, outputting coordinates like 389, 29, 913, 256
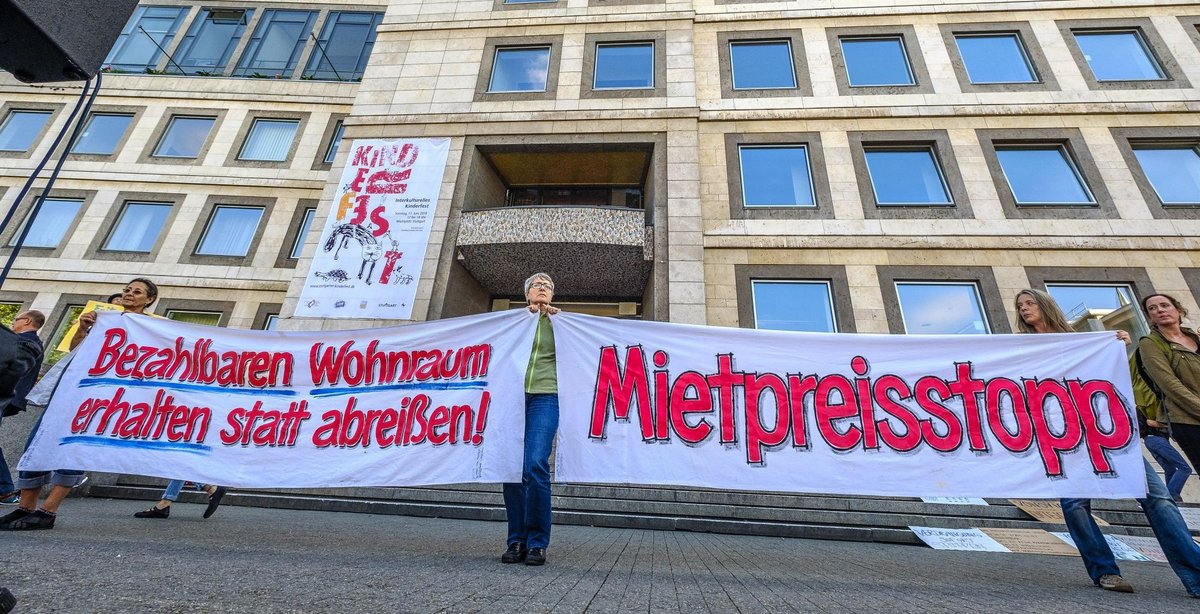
296, 138, 451, 320
20, 310, 536, 488
552, 312, 1146, 499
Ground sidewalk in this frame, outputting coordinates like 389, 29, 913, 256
2, 498, 1193, 612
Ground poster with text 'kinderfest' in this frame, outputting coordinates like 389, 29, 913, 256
297, 138, 451, 320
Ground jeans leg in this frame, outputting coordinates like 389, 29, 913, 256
522, 393, 558, 549
161, 480, 186, 502
1061, 497, 1120, 583
502, 482, 525, 546
1145, 434, 1193, 500
1137, 458, 1200, 596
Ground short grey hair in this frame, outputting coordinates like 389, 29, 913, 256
524, 272, 554, 293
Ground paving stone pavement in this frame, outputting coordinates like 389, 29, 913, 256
1, 497, 1195, 613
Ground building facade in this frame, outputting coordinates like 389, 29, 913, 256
1, 0, 1199, 353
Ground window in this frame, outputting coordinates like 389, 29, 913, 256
954, 34, 1037, 84
103, 6, 188, 71
324, 121, 345, 164
196, 206, 265, 256
153, 116, 215, 158
102, 202, 172, 252
71, 114, 134, 155
1073, 30, 1164, 81
841, 37, 914, 86
303, 12, 383, 81
593, 42, 654, 89
172, 8, 255, 74
863, 147, 952, 205
751, 281, 836, 332
47, 304, 85, 365
730, 41, 796, 90
738, 145, 815, 207
9, 198, 82, 248
995, 146, 1094, 205
238, 119, 299, 162
1046, 283, 1149, 340
895, 282, 989, 334
165, 310, 222, 326
488, 46, 552, 92
1131, 145, 1200, 205
264, 314, 280, 330
234, 9, 317, 77
0, 302, 21, 327
290, 208, 317, 259
0, 110, 52, 152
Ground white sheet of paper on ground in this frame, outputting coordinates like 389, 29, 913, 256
1110, 535, 1169, 563
1050, 532, 1152, 561
910, 527, 1009, 552
921, 497, 989, 505
1176, 507, 1200, 532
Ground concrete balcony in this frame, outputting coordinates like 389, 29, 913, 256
456, 205, 653, 298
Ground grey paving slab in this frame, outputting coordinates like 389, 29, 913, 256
1, 497, 1196, 613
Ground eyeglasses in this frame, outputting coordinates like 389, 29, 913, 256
529, 282, 554, 290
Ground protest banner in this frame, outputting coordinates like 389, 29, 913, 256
296, 137, 451, 320
552, 312, 1145, 498
19, 309, 537, 488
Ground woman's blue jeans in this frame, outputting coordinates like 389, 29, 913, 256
1061, 458, 1200, 596
1145, 433, 1193, 501
503, 393, 558, 550
161, 479, 207, 502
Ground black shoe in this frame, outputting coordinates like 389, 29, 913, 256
0, 508, 31, 527
525, 548, 546, 566
134, 505, 170, 519
203, 487, 227, 519
1, 510, 54, 530
501, 542, 527, 564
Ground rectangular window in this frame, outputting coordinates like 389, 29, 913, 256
324, 121, 345, 164
1131, 145, 1200, 204
165, 310, 222, 326
264, 314, 280, 330
0, 110, 52, 152
738, 145, 815, 207
152, 116, 215, 158
730, 41, 796, 90
303, 12, 383, 81
196, 205, 265, 256
751, 280, 837, 332
841, 37, 915, 86
593, 42, 654, 89
488, 46, 551, 92
234, 9, 317, 77
863, 147, 952, 205
995, 146, 1094, 204
1046, 283, 1150, 339
9, 198, 82, 248
238, 119, 299, 162
172, 8, 255, 74
290, 208, 317, 259
71, 113, 134, 155
896, 282, 990, 334
103, 6, 188, 71
102, 202, 172, 253
1073, 30, 1165, 81
954, 33, 1037, 84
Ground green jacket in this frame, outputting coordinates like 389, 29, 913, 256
1139, 328, 1200, 426
525, 313, 557, 394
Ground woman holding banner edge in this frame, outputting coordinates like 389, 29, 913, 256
1014, 288, 1200, 597
501, 272, 560, 566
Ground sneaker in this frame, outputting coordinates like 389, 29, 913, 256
1, 509, 55, 530
1098, 574, 1134, 593
525, 548, 546, 566
203, 486, 227, 519
133, 505, 170, 519
0, 492, 18, 505
0, 507, 31, 526
501, 542, 527, 564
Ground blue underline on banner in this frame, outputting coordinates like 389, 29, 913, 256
309, 381, 490, 398
59, 435, 211, 455
78, 377, 296, 397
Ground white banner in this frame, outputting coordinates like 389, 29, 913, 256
552, 313, 1146, 498
19, 310, 537, 488
296, 137, 451, 320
